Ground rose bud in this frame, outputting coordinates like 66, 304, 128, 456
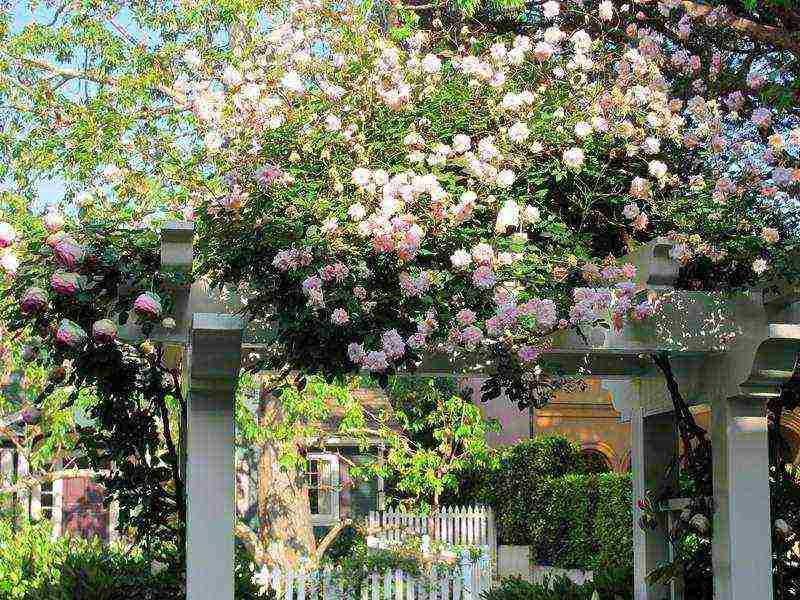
133, 292, 163, 320
51, 271, 80, 296
20, 287, 48, 315
689, 514, 710, 534
48, 366, 67, 383
92, 319, 118, 345
775, 518, 792, 539
0, 222, 17, 248
43, 211, 65, 233
21, 345, 39, 362
55, 319, 87, 349
54, 238, 86, 270
161, 317, 176, 329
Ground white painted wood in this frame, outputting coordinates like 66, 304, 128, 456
631, 408, 676, 600
712, 396, 773, 600
16, 453, 29, 523
51, 458, 63, 538
186, 313, 243, 600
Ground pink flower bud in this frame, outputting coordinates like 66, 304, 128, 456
92, 319, 118, 345
56, 319, 87, 349
51, 271, 80, 296
0, 223, 16, 248
54, 239, 85, 270
20, 287, 48, 315
43, 211, 65, 233
133, 292, 163, 320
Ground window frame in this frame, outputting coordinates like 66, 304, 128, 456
307, 452, 340, 526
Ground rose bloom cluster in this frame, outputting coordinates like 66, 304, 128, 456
5, 212, 170, 358
176, 0, 797, 373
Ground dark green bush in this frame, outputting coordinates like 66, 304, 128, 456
445, 435, 632, 572
481, 567, 633, 600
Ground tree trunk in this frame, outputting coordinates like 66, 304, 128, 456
257, 385, 317, 568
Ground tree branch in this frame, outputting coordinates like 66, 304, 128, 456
681, 0, 800, 57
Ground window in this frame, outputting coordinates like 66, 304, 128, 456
308, 453, 339, 526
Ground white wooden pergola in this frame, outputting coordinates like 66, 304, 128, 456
129, 223, 800, 600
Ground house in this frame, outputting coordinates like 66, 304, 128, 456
0, 406, 116, 542
235, 386, 393, 539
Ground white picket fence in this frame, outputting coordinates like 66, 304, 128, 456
259, 551, 492, 600
0, 447, 65, 536
368, 506, 496, 564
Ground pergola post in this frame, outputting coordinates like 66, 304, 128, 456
186, 313, 244, 600
631, 407, 678, 600
711, 396, 773, 600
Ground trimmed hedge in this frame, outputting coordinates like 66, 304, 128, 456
524, 473, 633, 572
450, 435, 633, 572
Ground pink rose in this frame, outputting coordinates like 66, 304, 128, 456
54, 239, 85, 270
92, 319, 118, 345
51, 271, 80, 296
43, 211, 65, 233
0, 222, 16, 248
20, 287, 48, 315
56, 319, 87, 349
133, 292, 163, 320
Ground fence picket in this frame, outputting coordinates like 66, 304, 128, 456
261, 555, 489, 600
299, 571, 308, 600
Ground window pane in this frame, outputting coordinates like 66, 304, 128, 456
318, 460, 331, 514
309, 460, 320, 514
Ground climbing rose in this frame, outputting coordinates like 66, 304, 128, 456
54, 238, 86, 270
0, 252, 19, 274
133, 292, 163, 320
92, 319, 118, 345
0, 223, 16, 248
51, 272, 80, 296
56, 319, 87, 349
761, 227, 780, 244
20, 287, 48, 315
562, 147, 585, 169
752, 258, 769, 274
43, 211, 65, 233
331, 308, 350, 325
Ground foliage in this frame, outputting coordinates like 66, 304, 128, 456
0, 516, 269, 600
383, 376, 500, 510
0, 201, 187, 554
447, 436, 631, 572
447, 435, 586, 506
480, 567, 633, 600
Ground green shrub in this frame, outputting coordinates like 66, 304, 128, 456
480, 566, 633, 600
446, 436, 632, 572
0, 517, 267, 600
527, 473, 632, 572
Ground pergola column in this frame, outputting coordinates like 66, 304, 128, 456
186, 313, 244, 600
631, 407, 678, 600
711, 396, 773, 600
